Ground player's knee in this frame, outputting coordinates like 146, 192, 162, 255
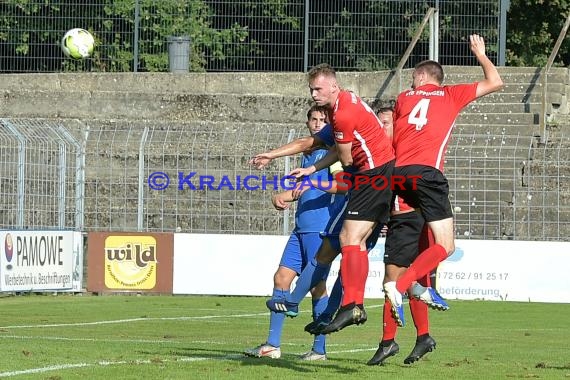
273, 270, 293, 288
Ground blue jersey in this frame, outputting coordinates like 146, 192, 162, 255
315, 124, 335, 147
295, 148, 346, 234
315, 124, 357, 175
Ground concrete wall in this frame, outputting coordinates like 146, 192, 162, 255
0, 67, 568, 240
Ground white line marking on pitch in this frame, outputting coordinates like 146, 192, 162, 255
0, 304, 385, 330
0, 348, 379, 378
0, 304, 386, 377
0, 357, 213, 378
0, 335, 359, 349
0, 312, 267, 329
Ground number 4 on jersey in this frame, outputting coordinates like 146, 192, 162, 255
408, 98, 430, 130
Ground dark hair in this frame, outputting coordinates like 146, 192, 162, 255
307, 63, 336, 82
376, 106, 394, 115
415, 60, 444, 84
307, 104, 328, 120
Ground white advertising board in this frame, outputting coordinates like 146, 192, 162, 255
173, 233, 289, 296
0, 230, 82, 292
173, 233, 570, 303
436, 240, 570, 303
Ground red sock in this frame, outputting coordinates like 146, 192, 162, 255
382, 298, 398, 341
355, 249, 369, 304
396, 244, 447, 293
340, 245, 361, 306
409, 297, 429, 336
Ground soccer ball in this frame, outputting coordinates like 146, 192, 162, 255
61, 28, 94, 60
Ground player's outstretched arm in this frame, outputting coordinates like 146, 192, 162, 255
288, 147, 339, 179
470, 34, 504, 98
249, 135, 326, 169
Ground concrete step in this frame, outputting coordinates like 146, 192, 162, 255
83, 177, 286, 233
464, 101, 555, 114
456, 112, 536, 125
449, 133, 534, 151
451, 187, 515, 205
444, 66, 568, 82
497, 82, 567, 94
452, 123, 539, 136
473, 92, 560, 104
0, 81, 566, 127
452, 206, 511, 239
445, 72, 568, 87
451, 201, 568, 240
449, 177, 521, 192
0, 90, 315, 122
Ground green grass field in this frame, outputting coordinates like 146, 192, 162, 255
0, 294, 568, 379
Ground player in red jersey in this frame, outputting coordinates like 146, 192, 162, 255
383, 34, 504, 326
368, 195, 445, 366
291, 63, 395, 333
367, 107, 444, 365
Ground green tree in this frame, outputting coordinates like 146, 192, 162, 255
0, 0, 250, 72
506, 0, 570, 66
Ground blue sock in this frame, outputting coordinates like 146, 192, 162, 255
312, 296, 329, 354
323, 275, 343, 316
267, 288, 289, 347
290, 259, 331, 304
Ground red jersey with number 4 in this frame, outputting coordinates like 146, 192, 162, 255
393, 83, 478, 171
332, 91, 394, 171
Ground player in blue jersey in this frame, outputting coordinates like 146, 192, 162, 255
244, 105, 346, 361
250, 119, 383, 335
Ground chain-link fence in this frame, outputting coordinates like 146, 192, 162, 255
447, 132, 570, 241
0, 0, 503, 73
1, 118, 567, 241
83, 120, 305, 234
0, 119, 85, 230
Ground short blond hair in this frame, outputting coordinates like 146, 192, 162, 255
307, 63, 336, 82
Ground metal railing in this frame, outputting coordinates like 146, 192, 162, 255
377, 7, 437, 97
539, 13, 570, 143
0, 0, 501, 73
1, 118, 567, 241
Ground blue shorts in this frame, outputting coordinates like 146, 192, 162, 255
279, 231, 324, 274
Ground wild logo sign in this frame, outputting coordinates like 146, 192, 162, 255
104, 236, 157, 290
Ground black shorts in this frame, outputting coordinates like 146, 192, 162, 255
384, 211, 425, 267
393, 165, 453, 222
343, 160, 395, 223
